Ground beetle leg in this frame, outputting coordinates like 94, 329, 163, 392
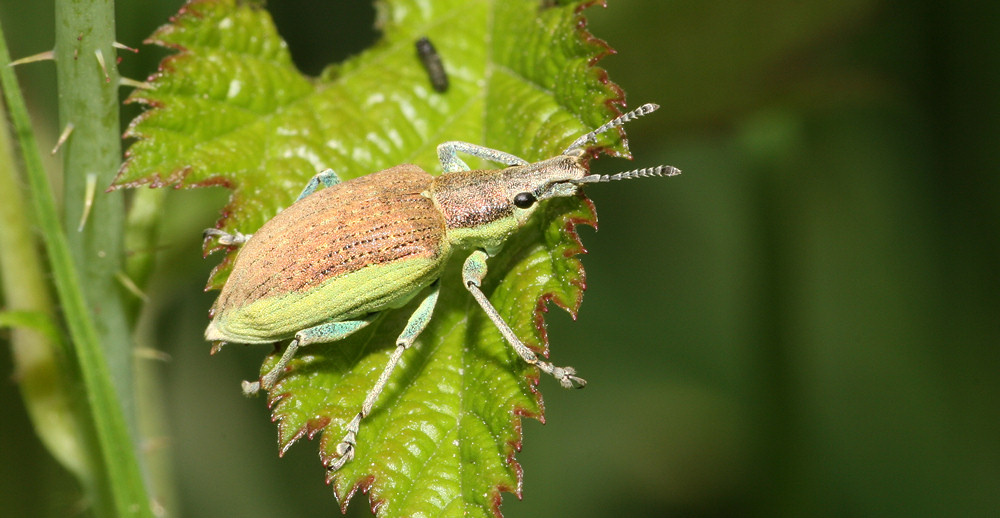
203, 228, 252, 246
242, 317, 373, 395
296, 168, 343, 201
461, 250, 587, 389
437, 141, 529, 173
329, 282, 441, 471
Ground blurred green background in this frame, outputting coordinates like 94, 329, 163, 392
1, 0, 997, 516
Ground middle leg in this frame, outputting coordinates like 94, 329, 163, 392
328, 282, 442, 471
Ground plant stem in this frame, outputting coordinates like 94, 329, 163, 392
55, 0, 136, 427
0, 5, 154, 516
0, 54, 95, 498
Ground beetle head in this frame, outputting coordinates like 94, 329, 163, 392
497, 154, 590, 226
510, 104, 684, 221
432, 103, 681, 253
429, 155, 588, 239
504, 103, 684, 223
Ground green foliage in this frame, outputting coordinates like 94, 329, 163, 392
116, 0, 625, 514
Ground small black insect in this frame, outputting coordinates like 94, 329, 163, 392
415, 36, 448, 93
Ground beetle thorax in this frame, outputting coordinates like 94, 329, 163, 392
429, 155, 588, 253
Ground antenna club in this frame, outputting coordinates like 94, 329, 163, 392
576, 164, 681, 184
637, 103, 660, 115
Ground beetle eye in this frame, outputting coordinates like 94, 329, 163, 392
513, 192, 536, 209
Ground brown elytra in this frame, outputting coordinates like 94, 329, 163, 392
213, 164, 447, 312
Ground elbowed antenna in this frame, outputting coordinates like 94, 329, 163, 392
577, 164, 681, 184
562, 103, 660, 155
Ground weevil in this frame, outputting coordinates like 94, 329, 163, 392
415, 36, 448, 92
204, 103, 680, 470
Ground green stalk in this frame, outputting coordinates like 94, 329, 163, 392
0, 12, 153, 518
0, 61, 96, 504
55, 0, 136, 426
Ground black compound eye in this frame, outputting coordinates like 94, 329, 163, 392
513, 192, 537, 209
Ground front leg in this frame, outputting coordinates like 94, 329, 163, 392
437, 141, 529, 173
328, 283, 442, 471
461, 250, 586, 388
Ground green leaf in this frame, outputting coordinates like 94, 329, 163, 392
117, 0, 629, 515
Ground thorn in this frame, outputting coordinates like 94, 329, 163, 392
94, 49, 110, 83
115, 271, 150, 302
140, 435, 172, 455
151, 498, 168, 518
77, 173, 97, 232
8, 50, 54, 67
51, 123, 74, 155
134, 347, 171, 362
112, 41, 138, 53
119, 77, 153, 90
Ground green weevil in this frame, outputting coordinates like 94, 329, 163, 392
204, 103, 680, 470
